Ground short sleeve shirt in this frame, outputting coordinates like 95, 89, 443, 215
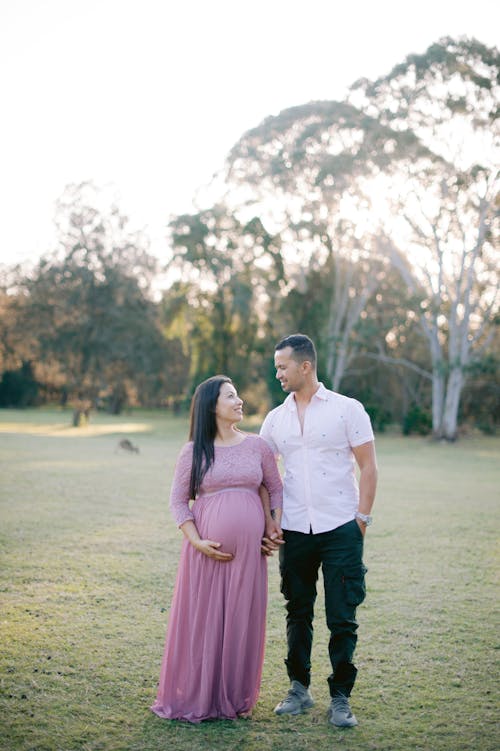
259, 383, 374, 533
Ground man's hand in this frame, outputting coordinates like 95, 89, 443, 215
355, 518, 367, 537
261, 518, 284, 556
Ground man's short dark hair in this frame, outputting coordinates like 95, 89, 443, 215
275, 334, 317, 365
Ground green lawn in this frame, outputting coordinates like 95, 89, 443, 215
0, 408, 498, 751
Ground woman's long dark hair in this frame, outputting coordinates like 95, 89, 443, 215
188, 375, 232, 499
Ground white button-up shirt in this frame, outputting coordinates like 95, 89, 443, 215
260, 383, 374, 534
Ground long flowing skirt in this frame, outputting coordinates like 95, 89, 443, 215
151, 488, 267, 723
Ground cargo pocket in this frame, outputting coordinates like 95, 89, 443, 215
342, 564, 367, 606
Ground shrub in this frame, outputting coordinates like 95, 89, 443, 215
402, 404, 432, 435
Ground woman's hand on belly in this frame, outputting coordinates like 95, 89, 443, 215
193, 538, 234, 561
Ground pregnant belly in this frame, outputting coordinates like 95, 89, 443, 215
194, 490, 264, 557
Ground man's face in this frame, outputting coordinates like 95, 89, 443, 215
274, 346, 306, 392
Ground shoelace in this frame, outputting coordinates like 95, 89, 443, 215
331, 695, 352, 715
283, 687, 307, 705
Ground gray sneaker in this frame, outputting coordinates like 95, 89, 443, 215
328, 694, 358, 727
274, 680, 314, 715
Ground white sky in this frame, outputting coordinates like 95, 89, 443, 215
0, 0, 498, 266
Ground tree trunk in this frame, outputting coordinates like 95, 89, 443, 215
431, 370, 445, 438
107, 380, 128, 415
441, 367, 464, 440
331, 340, 349, 391
72, 399, 91, 426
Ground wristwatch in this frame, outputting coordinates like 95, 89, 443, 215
355, 512, 373, 526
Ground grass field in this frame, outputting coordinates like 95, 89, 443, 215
0, 408, 498, 751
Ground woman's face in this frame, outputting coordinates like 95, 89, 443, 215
215, 382, 244, 424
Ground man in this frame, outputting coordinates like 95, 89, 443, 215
260, 334, 377, 728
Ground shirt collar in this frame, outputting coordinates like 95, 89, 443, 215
284, 382, 328, 411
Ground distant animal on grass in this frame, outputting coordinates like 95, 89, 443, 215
116, 439, 140, 454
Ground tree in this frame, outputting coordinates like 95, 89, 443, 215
351, 38, 499, 439
459, 347, 500, 433
220, 38, 499, 435
19, 182, 188, 414
164, 204, 282, 401
0, 267, 42, 406
223, 100, 432, 390
345, 266, 434, 433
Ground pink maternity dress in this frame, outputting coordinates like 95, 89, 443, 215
151, 434, 283, 723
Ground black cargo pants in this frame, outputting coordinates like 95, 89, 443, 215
279, 519, 367, 697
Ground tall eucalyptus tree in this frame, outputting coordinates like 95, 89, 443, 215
224, 100, 430, 390
351, 37, 499, 438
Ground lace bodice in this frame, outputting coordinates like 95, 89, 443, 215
169, 434, 283, 527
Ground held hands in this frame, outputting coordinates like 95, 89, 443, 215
193, 539, 234, 561
261, 518, 285, 557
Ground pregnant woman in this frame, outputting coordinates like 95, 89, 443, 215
151, 375, 283, 723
